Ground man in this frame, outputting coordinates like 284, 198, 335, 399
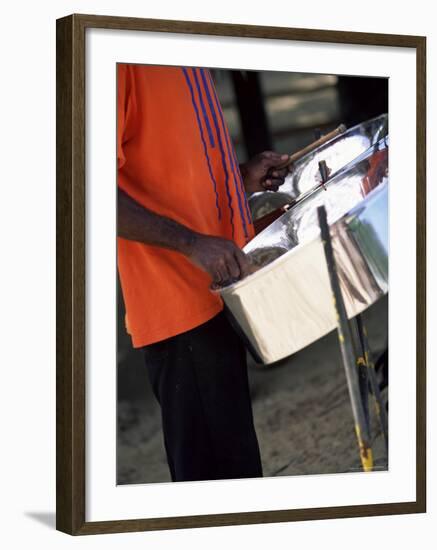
117, 64, 290, 482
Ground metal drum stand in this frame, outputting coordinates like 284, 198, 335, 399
318, 205, 388, 472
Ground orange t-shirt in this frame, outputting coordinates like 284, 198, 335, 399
117, 64, 254, 347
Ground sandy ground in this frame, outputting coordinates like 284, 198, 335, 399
117, 295, 388, 484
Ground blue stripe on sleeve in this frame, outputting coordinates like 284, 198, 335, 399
195, 68, 235, 238
191, 69, 215, 149
203, 69, 251, 236
181, 67, 222, 221
231, 146, 252, 223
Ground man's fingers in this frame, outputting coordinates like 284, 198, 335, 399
233, 248, 253, 279
225, 254, 241, 280
265, 184, 280, 192
263, 178, 284, 191
213, 253, 242, 286
212, 261, 229, 285
261, 151, 289, 168
268, 167, 288, 179
209, 248, 254, 289
261, 151, 288, 161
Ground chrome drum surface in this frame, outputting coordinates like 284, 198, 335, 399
249, 114, 388, 221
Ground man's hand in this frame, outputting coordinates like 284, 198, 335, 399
185, 234, 255, 289
240, 151, 292, 194
118, 188, 254, 289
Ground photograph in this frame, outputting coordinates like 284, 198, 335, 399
2, 0, 433, 545
116, 63, 389, 485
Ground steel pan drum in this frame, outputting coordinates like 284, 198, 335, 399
249, 113, 388, 221
220, 137, 388, 365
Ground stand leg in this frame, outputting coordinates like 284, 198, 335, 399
350, 319, 371, 436
318, 206, 373, 472
356, 315, 389, 457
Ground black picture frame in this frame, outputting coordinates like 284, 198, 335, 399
56, 13, 426, 535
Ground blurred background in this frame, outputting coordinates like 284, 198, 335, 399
117, 69, 388, 484
211, 70, 388, 161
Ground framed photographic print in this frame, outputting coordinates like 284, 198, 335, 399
56, 13, 426, 535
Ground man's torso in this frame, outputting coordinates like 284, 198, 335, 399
117, 64, 253, 347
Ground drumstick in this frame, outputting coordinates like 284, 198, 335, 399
276, 124, 347, 169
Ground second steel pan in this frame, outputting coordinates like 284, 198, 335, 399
249, 113, 388, 221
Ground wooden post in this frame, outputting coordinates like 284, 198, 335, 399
230, 70, 272, 158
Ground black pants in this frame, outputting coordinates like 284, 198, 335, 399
142, 311, 263, 482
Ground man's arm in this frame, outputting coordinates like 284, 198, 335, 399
117, 188, 253, 287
